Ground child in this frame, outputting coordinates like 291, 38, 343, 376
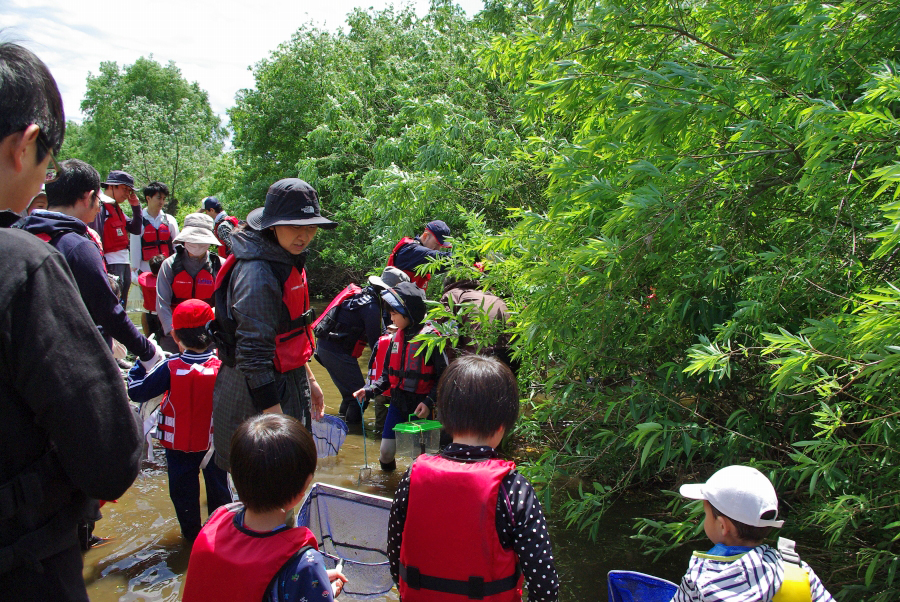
182, 414, 347, 601
366, 326, 396, 436
127, 299, 232, 542
353, 281, 448, 471
387, 355, 559, 602
674, 465, 835, 601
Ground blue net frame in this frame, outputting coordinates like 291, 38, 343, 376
607, 570, 678, 602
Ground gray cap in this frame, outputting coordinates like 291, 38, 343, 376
368, 267, 410, 290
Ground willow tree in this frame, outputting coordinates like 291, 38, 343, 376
479, 1, 900, 598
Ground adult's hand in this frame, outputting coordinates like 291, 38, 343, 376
128, 190, 140, 206
307, 364, 325, 420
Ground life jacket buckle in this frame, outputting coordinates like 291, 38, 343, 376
405, 565, 421, 589
467, 575, 485, 599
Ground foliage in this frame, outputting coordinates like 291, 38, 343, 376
61, 57, 224, 211
475, 0, 900, 598
222, 2, 544, 291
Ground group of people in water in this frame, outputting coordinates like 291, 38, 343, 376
0, 41, 837, 602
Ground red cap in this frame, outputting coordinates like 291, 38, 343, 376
172, 299, 214, 330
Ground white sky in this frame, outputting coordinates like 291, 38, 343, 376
2, 0, 485, 126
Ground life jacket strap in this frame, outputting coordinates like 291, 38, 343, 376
400, 563, 520, 599
282, 308, 317, 334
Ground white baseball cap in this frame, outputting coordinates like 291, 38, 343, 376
679, 465, 784, 528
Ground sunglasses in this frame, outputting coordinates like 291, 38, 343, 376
36, 130, 61, 183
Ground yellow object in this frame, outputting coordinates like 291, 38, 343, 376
773, 537, 813, 602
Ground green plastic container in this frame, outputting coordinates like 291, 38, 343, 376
393, 415, 442, 459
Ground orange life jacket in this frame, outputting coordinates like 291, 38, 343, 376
182, 503, 319, 602
154, 356, 220, 452
386, 323, 439, 395
170, 247, 219, 308
210, 255, 315, 373
400, 455, 522, 601
101, 203, 129, 253
387, 237, 431, 290
141, 216, 173, 261
367, 333, 393, 398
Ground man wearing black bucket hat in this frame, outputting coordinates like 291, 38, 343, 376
90, 169, 143, 309
210, 178, 337, 472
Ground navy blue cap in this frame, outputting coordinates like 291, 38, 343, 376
202, 196, 222, 212
102, 170, 135, 188
426, 220, 451, 247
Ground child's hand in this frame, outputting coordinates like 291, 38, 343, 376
413, 402, 429, 418
326, 568, 348, 597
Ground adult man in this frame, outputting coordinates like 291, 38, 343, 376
314, 267, 409, 423
130, 181, 178, 335
386, 219, 452, 290
90, 169, 143, 308
0, 42, 141, 601
156, 213, 221, 352
18, 159, 164, 370
201, 196, 239, 257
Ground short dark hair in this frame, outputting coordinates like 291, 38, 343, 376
45, 159, 100, 208
173, 325, 211, 351
149, 253, 166, 276
709, 502, 775, 543
143, 181, 169, 199
436, 355, 519, 439
0, 42, 64, 159
229, 414, 316, 512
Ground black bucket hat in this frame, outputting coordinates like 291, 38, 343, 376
246, 178, 337, 230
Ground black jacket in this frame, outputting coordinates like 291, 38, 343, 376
0, 212, 141, 587
18, 211, 154, 361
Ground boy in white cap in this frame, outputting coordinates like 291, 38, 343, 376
674, 465, 834, 601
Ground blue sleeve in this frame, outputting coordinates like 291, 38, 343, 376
392, 241, 450, 272
265, 548, 334, 602
127, 357, 172, 403
66, 238, 153, 360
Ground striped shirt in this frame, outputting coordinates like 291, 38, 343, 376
673, 544, 835, 602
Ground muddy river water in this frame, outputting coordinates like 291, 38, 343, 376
81, 299, 688, 600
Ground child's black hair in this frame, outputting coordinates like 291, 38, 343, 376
149, 253, 166, 276
173, 326, 211, 351
436, 355, 519, 439
709, 502, 776, 543
229, 414, 316, 512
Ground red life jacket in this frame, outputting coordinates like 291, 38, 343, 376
387, 237, 431, 290
170, 247, 219, 308
101, 202, 129, 253
367, 333, 393, 397
182, 503, 319, 602
137, 271, 157, 312
211, 255, 315, 373
312, 283, 368, 358
141, 216, 173, 261
400, 455, 522, 601
214, 215, 240, 257
154, 356, 220, 452
387, 323, 440, 395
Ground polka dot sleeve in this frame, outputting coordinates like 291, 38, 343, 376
497, 472, 559, 601
387, 468, 411, 586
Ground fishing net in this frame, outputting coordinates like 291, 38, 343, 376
311, 414, 349, 458
607, 570, 678, 602
297, 483, 394, 599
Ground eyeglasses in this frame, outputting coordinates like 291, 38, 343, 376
36, 130, 61, 183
